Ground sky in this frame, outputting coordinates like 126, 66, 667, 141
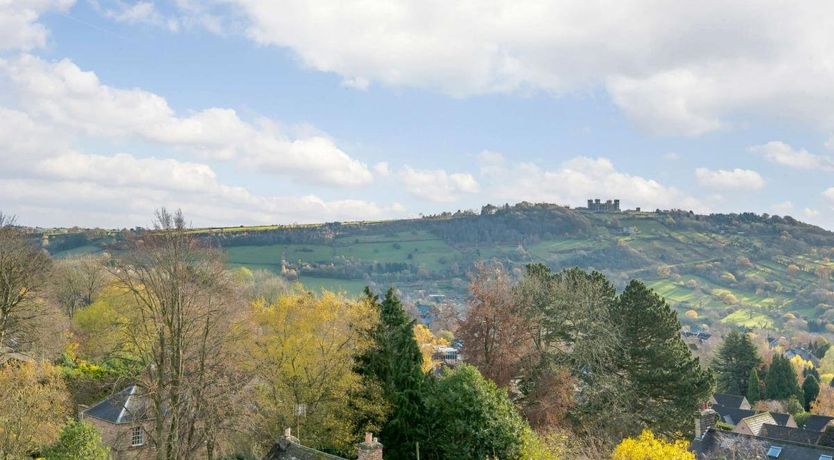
3, 1, 834, 229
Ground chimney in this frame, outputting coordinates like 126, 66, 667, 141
695, 409, 718, 439
357, 432, 383, 460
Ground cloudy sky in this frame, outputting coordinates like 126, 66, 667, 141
3, 1, 834, 229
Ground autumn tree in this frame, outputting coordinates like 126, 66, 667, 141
248, 290, 386, 455
111, 209, 245, 460
458, 261, 529, 388
0, 361, 71, 459
712, 330, 761, 395
0, 213, 57, 356
413, 323, 450, 373
611, 280, 713, 436
812, 385, 834, 416
612, 430, 694, 460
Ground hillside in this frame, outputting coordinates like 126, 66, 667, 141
40, 203, 834, 333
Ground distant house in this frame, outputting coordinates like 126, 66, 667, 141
710, 393, 752, 410
79, 385, 154, 459
732, 412, 776, 436
265, 429, 383, 460
711, 404, 755, 425
432, 346, 461, 365
785, 347, 820, 367
693, 407, 834, 459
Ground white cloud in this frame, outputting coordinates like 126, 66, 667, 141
750, 141, 834, 171
771, 201, 794, 215
399, 167, 479, 202
804, 208, 820, 218
478, 153, 704, 212
0, 0, 74, 51
695, 168, 765, 191
1, 55, 373, 187
169, 1, 834, 135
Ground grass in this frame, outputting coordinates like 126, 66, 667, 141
297, 277, 369, 296
721, 309, 774, 329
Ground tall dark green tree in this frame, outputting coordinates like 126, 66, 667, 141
803, 375, 820, 411
356, 287, 427, 460
765, 354, 803, 404
610, 280, 714, 436
747, 368, 762, 405
712, 330, 762, 395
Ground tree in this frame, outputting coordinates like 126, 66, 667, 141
765, 354, 803, 403
50, 254, 111, 317
248, 290, 386, 455
812, 386, 834, 416
356, 287, 427, 460
458, 261, 530, 387
712, 330, 761, 395
611, 280, 713, 436
111, 209, 245, 460
422, 365, 528, 460
747, 368, 762, 405
803, 375, 821, 411
612, 430, 694, 460
0, 361, 71, 459
413, 324, 450, 373
0, 213, 55, 355
43, 420, 109, 460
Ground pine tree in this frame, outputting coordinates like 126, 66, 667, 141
765, 354, 803, 404
712, 330, 762, 395
747, 368, 762, 405
803, 375, 821, 411
356, 287, 428, 460
611, 280, 714, 436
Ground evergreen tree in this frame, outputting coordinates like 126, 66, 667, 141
712, 330, 762, 395
356, 287, 427, 460
747, 368, 762, 405
42, 420, 109, 460
423, 365, 528, 459
610, 280, 714, 436
765, 354, 803, 404
803, 375, 821, 411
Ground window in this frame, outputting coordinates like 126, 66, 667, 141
131, 426, 144, 447
820, 455, 833, 460
766, 446, 782, 458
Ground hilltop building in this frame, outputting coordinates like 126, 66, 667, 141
584, 198, 621, 212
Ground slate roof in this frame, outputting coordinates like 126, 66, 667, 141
805, 415, 834, 432
82, 384, 151, 424
712, 404, 756, 425
771, 412, 795, 427
263, 436, 346, 460
713, 393, 749, 409
759, 424, 826, 446
693, 428, 834, 460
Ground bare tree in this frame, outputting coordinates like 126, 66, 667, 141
111, 209, 245, 460
0, 213, 54, 355
51, 254, 111, 316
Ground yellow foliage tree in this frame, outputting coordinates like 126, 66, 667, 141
0, 361, 71, 458
248, 290, 387, 454
790, 354, 814, 383
612, 430, 694, 460
414, 323, 450, 373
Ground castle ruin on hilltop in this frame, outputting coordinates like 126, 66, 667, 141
584, 198, 621, 212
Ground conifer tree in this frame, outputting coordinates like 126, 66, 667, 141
747, 368, 762, 405
803, 375, 821, 411
765, 354, 803, 404
712, 330, 762, 395
356, 287, 427, 460
611, 280, 714, 435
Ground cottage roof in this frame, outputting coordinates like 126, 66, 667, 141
738, 412, 776, 436
694, 428, 834, 460
805, 415, 834, 432
712, 393, 749, 409
82, 384, 150, 424
712, 404, 756, 425
771, 412, 795, 427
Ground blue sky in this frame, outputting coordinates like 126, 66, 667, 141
3, 1, 834, 229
